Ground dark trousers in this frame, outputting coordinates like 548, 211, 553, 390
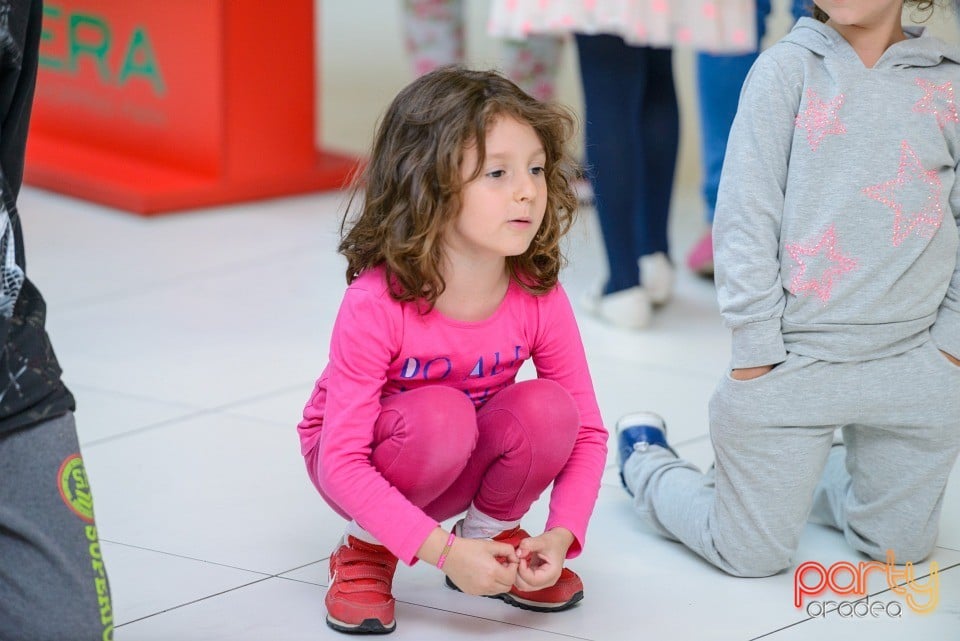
575, 34, 678, 294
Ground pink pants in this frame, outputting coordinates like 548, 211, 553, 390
311, 379, 580, 523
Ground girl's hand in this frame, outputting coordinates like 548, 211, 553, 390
730, 365, 774, 381
514, 527, 574, 592
441, 536, 519, 596
941, 350, 960, 367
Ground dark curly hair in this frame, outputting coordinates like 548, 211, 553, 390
338, 66, 579, 308
811, 0, 939, 22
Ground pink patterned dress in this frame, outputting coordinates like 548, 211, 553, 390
488, 0, 757, 53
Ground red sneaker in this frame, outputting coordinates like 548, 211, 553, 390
325, 536, 398, 634
446, 523, 584, 612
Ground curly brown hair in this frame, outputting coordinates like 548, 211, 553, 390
811, 0, 939, 22
338, 66, 579, 308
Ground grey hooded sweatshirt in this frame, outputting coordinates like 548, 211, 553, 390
714, 17, 960, 368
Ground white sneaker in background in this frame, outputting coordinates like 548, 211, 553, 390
638, 252, 674, 306
571, 176, 594, 206
581, 286, 653, 329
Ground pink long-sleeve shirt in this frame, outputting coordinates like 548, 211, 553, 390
298, 267, 608, 565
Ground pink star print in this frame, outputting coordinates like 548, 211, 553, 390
913, 78, 959, 130
795, 90, 846, 151
785, 225, 857, 304
862, 141, 943, 246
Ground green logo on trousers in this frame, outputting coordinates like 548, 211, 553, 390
58, 454, 95, 523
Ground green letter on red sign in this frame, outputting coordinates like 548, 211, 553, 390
39, 4, 165, 96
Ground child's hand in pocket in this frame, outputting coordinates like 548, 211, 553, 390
941, 350, 960, 367
730, 365, 773, 381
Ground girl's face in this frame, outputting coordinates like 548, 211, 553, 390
446, 116, 548, 264
815, 0, 904, 28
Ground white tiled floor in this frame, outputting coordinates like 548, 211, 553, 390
19, 180, 960, 640
19, 2, 960, 638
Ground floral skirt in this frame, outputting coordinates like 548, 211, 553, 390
488, 0, 757, 53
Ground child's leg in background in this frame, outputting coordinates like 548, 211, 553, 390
401, 0, 465, 76
575, 35, 678, 294
688, 0, 807, 274
500, 36, 564, 102
623, 355, 848, 577
695, 0, 770, 227
695, 0, 807, 226
402, 0, 564, 103
424, 379, 580, 525
808, 340, 960, 563
306, 385, 478, 521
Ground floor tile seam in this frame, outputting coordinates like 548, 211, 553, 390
273, 575, 597, 641
101, 539, 345, 581
80, 407, 225, 448
79, 381, 313, 448
100, 538, 275, 577
274, 557, 330, 579
747, 617, 813, 641
113, 576, 274, 629
115, 566, 593, 638
219, 410, 304, 429
223, 408, 313, 430
384, 602, 597, 641
184, 380, 313, 413
98, 542, 960, 587
188, 380, 317, 425
69, 382, 203, 410
81, 411, 215, 447
276, 574, 328, 589
124, 570, 594, 641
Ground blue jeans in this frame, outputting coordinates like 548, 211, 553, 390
575, 35, 678, 294
697, 0, 809, 223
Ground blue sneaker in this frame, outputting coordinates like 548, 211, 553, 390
615, 412, 676, 494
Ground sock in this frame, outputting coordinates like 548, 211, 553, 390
345, 520, 382, 546
460, 503, 520, 539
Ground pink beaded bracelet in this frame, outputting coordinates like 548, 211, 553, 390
437, 532, 456, 569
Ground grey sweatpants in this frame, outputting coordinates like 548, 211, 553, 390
0, 412, 113, 641
623, 339, 960, 577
